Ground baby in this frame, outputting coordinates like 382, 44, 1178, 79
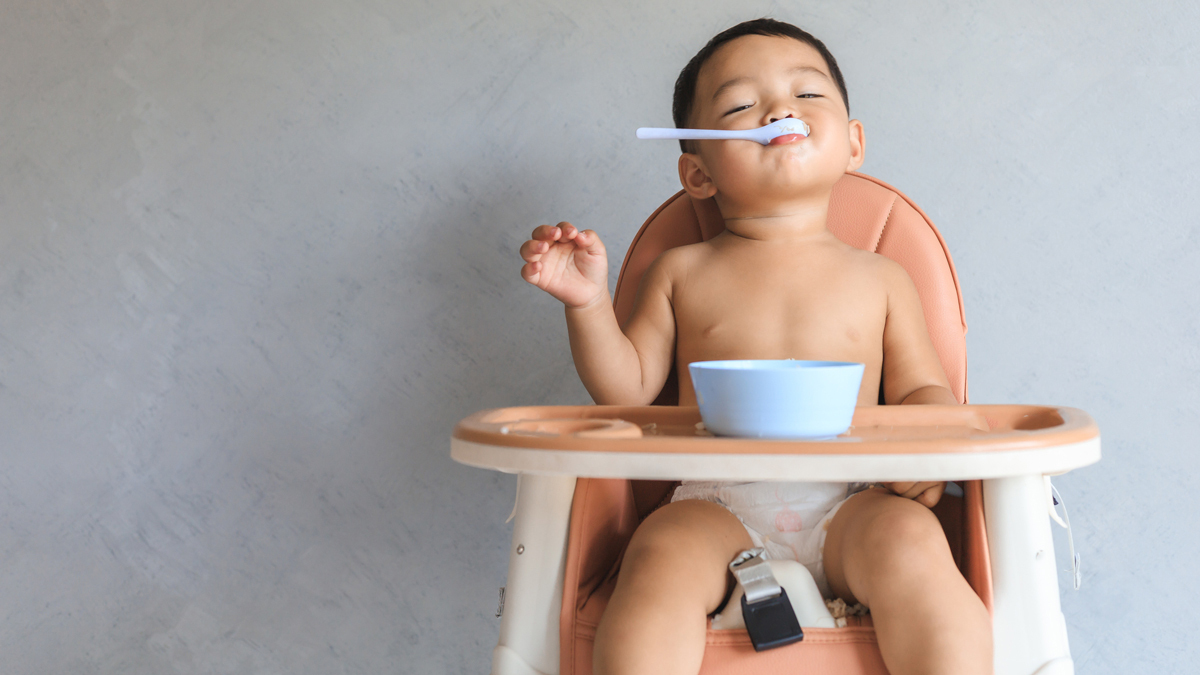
519, 19, 992, 675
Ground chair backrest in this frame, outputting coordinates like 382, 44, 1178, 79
612, 171, 968, 406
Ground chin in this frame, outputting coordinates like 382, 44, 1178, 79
763, 175, 839, 199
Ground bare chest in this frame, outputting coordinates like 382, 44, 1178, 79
672, 262, 887, 372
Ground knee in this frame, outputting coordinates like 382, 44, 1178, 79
621, 501, 745, 581
622, 528, 682, 576
855, 497, 949, 571
833, 494, 977, 614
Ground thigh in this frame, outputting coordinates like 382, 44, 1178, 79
620, 499, 754, 613
822, 488, 952, 606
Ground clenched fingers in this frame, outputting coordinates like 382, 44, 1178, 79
520, 260, 543, 284
530, 222, 572, 242
519, 238, 551, 262
883, 481, 945, 508
571, 229, 604, 255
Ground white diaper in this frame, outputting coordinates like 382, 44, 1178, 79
671, 481, 871, 598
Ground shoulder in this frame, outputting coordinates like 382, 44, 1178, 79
836, 248, 918, 308
657, 239, 712, 265
633, 243, 698, 298
862, 253, 923, 311
833, 244, 903, 282
647, 240, 711, 280
844, 247, 910, 285
872, 253, 913, 284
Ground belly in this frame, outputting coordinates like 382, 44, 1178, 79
674, 323, 883, 407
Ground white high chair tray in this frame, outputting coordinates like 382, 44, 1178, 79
451, 404, 1100, 481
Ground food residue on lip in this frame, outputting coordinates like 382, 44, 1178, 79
768, 133, 805, 145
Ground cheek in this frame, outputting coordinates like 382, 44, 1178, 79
704, 151, 750, 183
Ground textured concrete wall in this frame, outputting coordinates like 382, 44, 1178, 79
1, 1, 1196, 673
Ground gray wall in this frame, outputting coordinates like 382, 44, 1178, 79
1, 0, 1196, 673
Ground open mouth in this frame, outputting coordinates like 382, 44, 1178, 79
768, 133, 805, 146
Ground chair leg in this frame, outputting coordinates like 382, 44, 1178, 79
983, 476, 1074, 675
493, 474, 578, 675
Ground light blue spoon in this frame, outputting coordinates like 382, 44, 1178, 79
636, 118, 809, 145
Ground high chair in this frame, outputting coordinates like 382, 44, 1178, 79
452, 172, 1100, 675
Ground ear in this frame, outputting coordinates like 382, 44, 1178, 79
678, 152, 717, 199
846, 119, 866, 173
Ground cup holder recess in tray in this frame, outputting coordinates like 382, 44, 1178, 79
499, 418, 643, 439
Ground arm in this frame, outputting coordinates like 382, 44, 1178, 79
879, 260, 956, 406
879, 260, 957, 505
520, 223, 675, 405
900, 384, 958, 406
566, 255, 676, 404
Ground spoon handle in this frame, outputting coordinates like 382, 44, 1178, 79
636, 127, 755, 141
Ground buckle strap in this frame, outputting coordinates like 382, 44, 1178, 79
729, 547, 782, 604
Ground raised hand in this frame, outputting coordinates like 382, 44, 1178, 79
519, 222, 609, 309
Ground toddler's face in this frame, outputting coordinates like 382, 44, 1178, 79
683, 35, 863, 209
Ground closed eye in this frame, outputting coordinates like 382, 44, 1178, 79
796, 93, 822, 99
723, 104, 753, 116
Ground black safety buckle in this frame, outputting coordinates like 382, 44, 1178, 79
741, 587, 804, 651
729, 548, 804, 651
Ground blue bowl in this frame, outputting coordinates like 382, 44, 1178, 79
688, 360, 865, 439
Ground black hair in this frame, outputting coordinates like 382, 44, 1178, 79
672, 18, 850, 152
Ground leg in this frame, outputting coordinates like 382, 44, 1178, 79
824, 488, 993, 675
593, 499, 753, 675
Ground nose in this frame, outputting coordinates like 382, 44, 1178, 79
769, 113, 797, 124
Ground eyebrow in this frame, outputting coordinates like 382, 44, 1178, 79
711, 66, 832, 101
